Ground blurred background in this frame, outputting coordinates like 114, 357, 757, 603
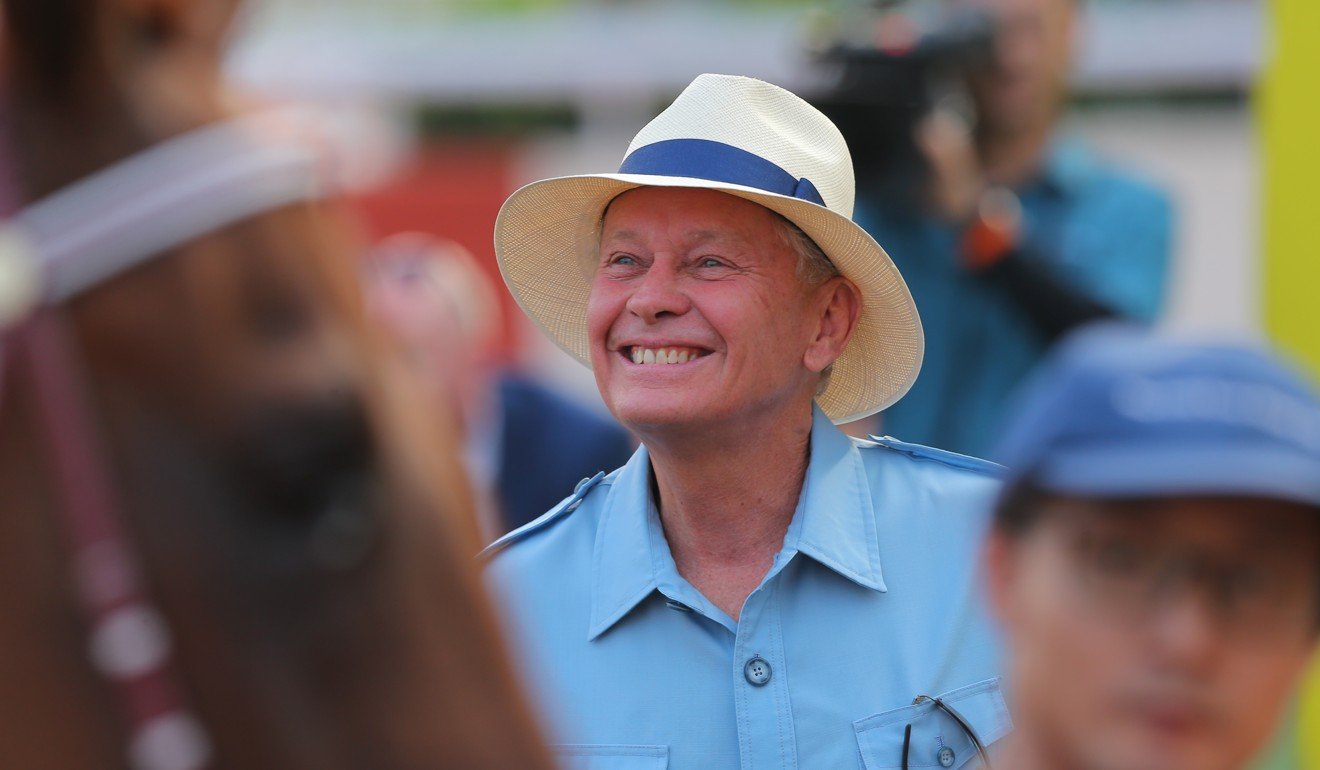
227, 0, 1271, 401
222, 0, 1316, 765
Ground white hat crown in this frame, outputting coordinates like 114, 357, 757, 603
622, 74, 856, 218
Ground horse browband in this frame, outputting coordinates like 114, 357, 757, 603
1, 110, 334, 770
0, 108, 331, 328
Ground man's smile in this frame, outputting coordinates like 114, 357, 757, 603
622, 345, 713, 366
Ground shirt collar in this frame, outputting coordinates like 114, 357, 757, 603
792, 404, 887, 592
587, 404, 887, 641
588, 443, 662, 640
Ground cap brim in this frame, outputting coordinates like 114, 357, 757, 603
1031, 441, 1320, 509
494, 172, 923, 423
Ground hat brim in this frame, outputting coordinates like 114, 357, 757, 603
1031, 441, 1320, 509
494, 172, 924, 423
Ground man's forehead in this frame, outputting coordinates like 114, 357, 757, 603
600, 187, 778, 241
604, 227, 735, 246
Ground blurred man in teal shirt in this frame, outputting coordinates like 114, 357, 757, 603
855, 0, 1173, 456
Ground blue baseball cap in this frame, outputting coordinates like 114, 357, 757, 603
993, 324, 1320, 508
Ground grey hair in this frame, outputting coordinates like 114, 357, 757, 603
770, 213, 842, 397
772, 214, 840, 287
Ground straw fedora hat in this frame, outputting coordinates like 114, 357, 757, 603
494, 73, 923, 423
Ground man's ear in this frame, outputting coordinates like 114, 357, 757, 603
803, 276, 861, 374
982, 529, 1020, 628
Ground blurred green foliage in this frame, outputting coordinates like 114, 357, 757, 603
413, 103, 579, 136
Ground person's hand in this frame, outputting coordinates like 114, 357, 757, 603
915, 107, 987, 223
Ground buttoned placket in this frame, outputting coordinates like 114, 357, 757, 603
652, 545, 802, 770
731, 566, 798, 770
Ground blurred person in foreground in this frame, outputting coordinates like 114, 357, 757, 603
484, 74, 1009, 768
365, 232, 634, 541
854, 0, 1173, 457
983, 324, 1320, 770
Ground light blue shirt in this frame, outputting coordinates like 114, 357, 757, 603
855, 138, 1173, 459
485, 405, 1010, 769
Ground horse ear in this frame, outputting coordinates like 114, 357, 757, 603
1, 0, 100, 96
110, 0, 243, 53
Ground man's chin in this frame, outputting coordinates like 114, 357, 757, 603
612, 404, 713, 435
1085, 743, 1223, 770
975, 94, 1048, 138
606, 392, 737, 435
1079, 714, 1225, 770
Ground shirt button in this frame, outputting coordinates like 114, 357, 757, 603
743, 657, 771, 687
938, 747, 956, 767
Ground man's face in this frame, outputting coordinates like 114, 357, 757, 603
954, 0, 1076, 137
587, 187, 831, 436
987, 496, 1320, 770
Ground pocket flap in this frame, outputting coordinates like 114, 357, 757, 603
853, 678, 1012, 769
555, 744, 669, 770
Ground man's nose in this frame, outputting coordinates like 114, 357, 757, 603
1147, 592, 1223, 674
625, 262, 691, 323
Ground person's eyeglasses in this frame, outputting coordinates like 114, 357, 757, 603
1057, 521, 1318, 641
900, 695, 992, 770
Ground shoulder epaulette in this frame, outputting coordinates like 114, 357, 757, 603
863, 435, 1004, 477
479, 471, 608, 561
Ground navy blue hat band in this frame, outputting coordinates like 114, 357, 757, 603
618, 138, 826, 207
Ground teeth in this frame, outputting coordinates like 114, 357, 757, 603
628, 347, 704, 365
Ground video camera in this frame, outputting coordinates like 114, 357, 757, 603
809, 1, 995, 205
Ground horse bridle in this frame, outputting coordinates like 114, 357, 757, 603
0, 110, 336, 770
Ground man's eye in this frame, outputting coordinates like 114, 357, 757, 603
610, 254, 638, 266
1223, 563, 1279, 600
698, 258, 725, 268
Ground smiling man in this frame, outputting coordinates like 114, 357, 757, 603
485, 74, 1009, 769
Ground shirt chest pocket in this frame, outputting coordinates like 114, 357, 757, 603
853, 677, 1012, 770
555, 744, 668, 770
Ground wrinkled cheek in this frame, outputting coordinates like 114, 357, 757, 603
585, 284, 621, 368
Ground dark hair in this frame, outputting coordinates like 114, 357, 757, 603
991, 479, 1050, 537
3, 0, 94, 93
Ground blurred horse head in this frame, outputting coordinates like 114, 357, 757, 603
0, 0, 552, 767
